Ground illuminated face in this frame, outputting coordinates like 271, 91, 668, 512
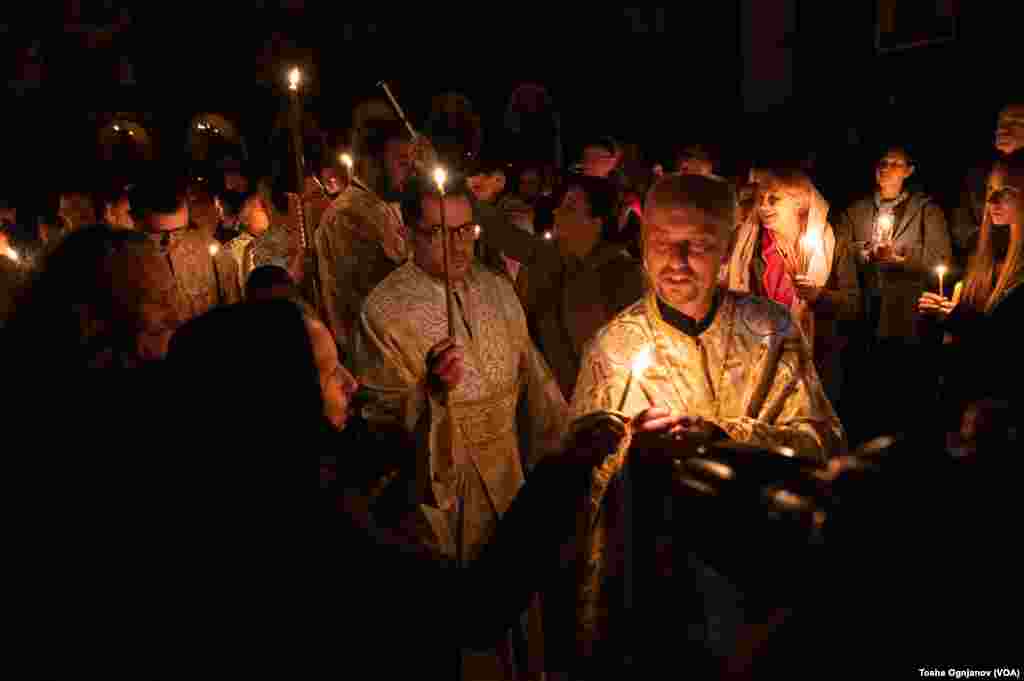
677, 148, 713, 177
467, 171, 507, 203
411, 194, 478, 282
142, 204, 189, 234
239, 196, 271, 237
986, 167, 1022, 227
644, 205, 727, 314
995, 105, 1024, 155
581, 145, 619, 178
321, 167, 343, 195
758, 185, 803, 232
875, 149, 914, 192
106, 197, 134, 230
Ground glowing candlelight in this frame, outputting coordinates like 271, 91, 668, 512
288, 67, 301, 92
876, 213, 894, 243
433, 167, 447, 195
5, 247, 19, 263
617, 346, 653, 412
340, 153, 353, 171
799, 230, 823, 274
113, 124, 120, 131
542, 231, 553, 241
209, 243, 220, 257
935, 264, 948, 298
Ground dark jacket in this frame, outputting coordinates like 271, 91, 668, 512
838, 193, 951, 342
474, 199, 645, 398
942, 280, 1024, 414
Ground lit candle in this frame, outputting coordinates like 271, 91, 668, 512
340, 153, 353, 172
288, 67, 300, 92
433, 167, 447, 197
799, 230, 823, 275
5, 247, 19, 263
542, 231, 553, 241
617, 346, 653, 412
875, 213, 894, 243
209, 243, 223, 304
935, 264, 947, 298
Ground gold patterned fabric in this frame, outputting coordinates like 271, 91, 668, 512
354, 261, 568, 562
571, 289, 845, 461
142, 228, 242, 321
316, 179, 408, 354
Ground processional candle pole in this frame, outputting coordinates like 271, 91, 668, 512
435, 166, 464, 681
378, 80, 419, 141
287, 67, 322, 317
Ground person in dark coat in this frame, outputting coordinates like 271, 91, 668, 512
919, 155, 1024, 431
836, 146, 952, 443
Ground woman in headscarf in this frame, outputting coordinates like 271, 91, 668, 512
723, 167, 860, 410
918, 156, 1024, 427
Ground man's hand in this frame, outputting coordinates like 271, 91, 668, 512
427, 337, 464, 391
917, 292, 954, 318
793, 275, 823, 303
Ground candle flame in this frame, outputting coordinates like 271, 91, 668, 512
208, 243, 220, 257
543, 231, 553, 240
340, 153, 353, 170
935, 264, 947, 277
113, 124, 120, 131
632, 346, 653, 375
474, 224, 482, 238
6, 248, 19, 262
800, 230, 823, 254
433, 167, 447, 192
288, 67, 301, 91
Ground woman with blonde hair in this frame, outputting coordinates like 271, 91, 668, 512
919, 156, 1024, 422
723, 166, 860, 409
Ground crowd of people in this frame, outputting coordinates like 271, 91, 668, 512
3, 100, 1021, 677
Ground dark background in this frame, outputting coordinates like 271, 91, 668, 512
2, 2, 1017, 207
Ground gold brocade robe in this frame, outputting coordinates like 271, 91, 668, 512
316, 179, 408, 354
354, 261, 568, 560
571, 289, 846, 460
568, 289, 845, 663
142, 228, 242, 321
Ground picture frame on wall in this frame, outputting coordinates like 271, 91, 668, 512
875, 0, 957, 54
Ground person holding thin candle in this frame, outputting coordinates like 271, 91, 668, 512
836, 146, 951, 443
918, 156, 1024, 428
568, 174, 844, 674
722, 166, 859, 409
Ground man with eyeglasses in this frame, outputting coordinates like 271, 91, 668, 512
353, 179, 566, 678
128, 170, 241, 322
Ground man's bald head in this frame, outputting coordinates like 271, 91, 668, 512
644, 174, 736, 242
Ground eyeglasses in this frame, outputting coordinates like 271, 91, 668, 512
413, 222, 481, 243
987, 187, 1021, 203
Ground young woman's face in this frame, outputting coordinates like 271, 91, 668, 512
986, 168, 1023, 227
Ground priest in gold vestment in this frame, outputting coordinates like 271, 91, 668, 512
571, 174, 845, 460
354, 182, 568, 561
566, 174, 845, 673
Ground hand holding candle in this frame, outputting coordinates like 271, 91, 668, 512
935, 264, 947, 298
617, 346, 654, 412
